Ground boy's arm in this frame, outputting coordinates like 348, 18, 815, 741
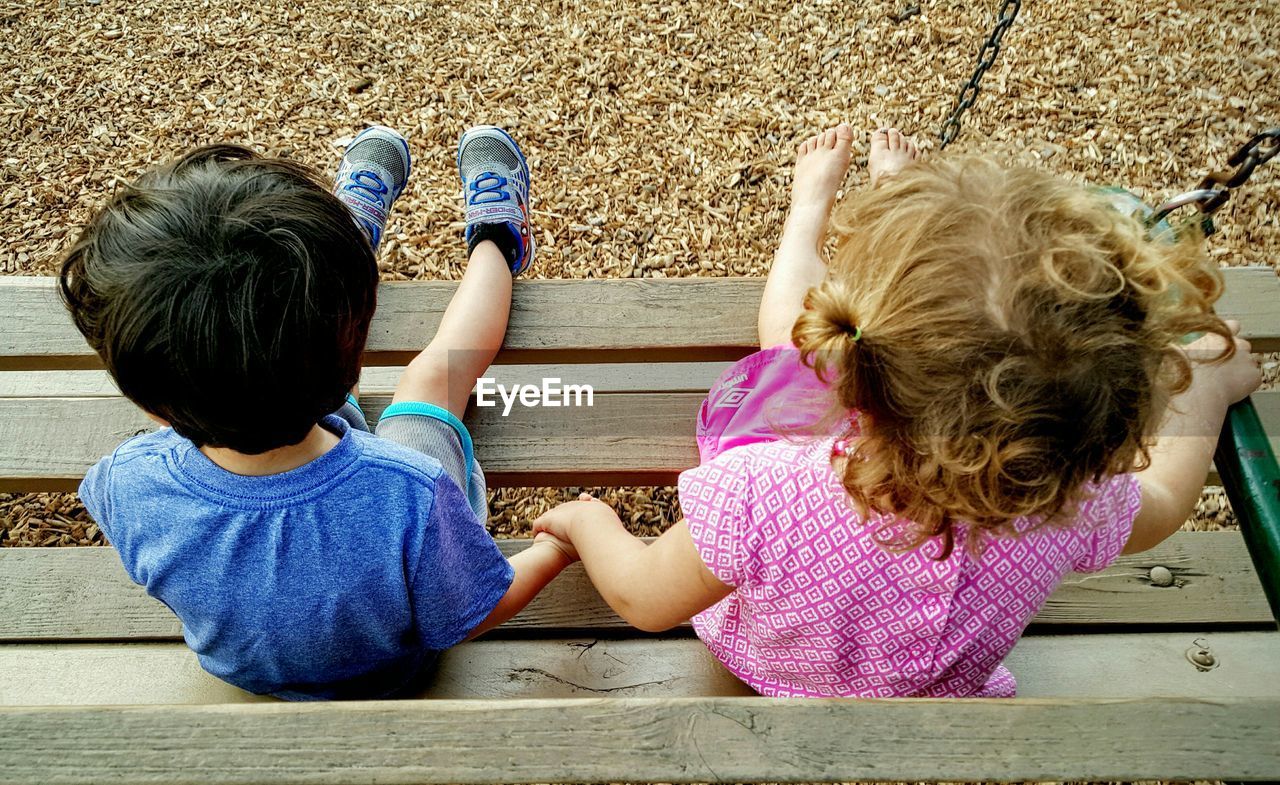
464, 537, 576, 640
1127, 321, 1261, 554
533, 499, 732, 632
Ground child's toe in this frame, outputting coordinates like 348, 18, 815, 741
835, 123, 855, 145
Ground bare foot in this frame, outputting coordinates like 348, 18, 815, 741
868, 128, 920, 187
791, 123, 856, 215
781, 124, 855, 253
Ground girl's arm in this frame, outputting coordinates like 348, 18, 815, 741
1126, 321, 1261, 554
533, 498, 732, 631
465, 535, 577, 640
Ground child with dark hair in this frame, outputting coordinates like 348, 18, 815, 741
61, 125, 575, 700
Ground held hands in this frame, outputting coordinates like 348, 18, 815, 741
532, 531, 579, 565
1183, 320, 1263, 409
530, 495, 602, 565
528, 494, 596, 565
532, 493, 619, 547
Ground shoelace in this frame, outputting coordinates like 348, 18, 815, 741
468, 172, 510, 205
342, 170, 390, 206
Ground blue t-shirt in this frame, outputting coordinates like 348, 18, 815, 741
79, 414, 514, 701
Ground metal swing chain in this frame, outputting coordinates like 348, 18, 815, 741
938, 0, 1022, 150
1151, 128, 1280, 233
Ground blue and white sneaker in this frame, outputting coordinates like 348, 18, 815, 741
457, 125, 534, 276
333, 125, 411, 251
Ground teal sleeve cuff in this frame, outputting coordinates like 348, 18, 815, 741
378, 401, 475, 489
345, 393, 365, 418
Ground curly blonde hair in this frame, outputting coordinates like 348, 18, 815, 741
792, 156, 1232, 555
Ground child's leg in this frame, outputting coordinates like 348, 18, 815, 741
758, 125, 854, 348
332, 125, 411, 424
392, 126, 535, 420
757, 127, 919, 349
392, 240, 512, 418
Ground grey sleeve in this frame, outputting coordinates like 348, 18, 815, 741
332, 395, 371, 432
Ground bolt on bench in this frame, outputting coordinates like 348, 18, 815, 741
2, 272, 1280, 783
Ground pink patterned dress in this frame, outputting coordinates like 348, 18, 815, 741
682, 346, 1140, 697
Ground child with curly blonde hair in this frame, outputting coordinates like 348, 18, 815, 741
535, 126, 1262, 697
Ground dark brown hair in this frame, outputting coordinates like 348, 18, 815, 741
60, 145, 378, 453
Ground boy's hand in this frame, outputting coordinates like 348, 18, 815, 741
531, 496, 618, 543
532, 531, 579, 564
1184, 320, 1262, 409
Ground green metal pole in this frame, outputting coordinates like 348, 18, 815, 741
1214, 398, 1280, 628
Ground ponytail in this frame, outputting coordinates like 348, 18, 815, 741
793, 280, 863, 386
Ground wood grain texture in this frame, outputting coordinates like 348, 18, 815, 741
0, 532, 1270, 642
0, 278, 98, 370
0, 391, 703, 492
3, 390, 1277, 491
3, 267, 1278, 369
0, 693, 1277, 782
0, 277, 765, 369
2, 632, 1278, 707
0, 363, 731, 398
0, 370, 122, 398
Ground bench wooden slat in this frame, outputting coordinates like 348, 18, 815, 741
0, 277, 764, 369
3, 389, 1278, 492
0, 391, 701, 492
0, 532, 1269, 642
3, 267, 1278, 370
0, 363, 732, 399
1, 691, 1277, 783
0, 392, 704, 492
2, 632, 1278, 706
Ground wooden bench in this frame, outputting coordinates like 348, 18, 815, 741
2, 271, 1280, 783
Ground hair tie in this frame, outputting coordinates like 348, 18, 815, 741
844, 324, 862, 342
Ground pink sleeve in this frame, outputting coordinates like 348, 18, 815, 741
678, 450, 755, 588
1070, 473, 1142, 573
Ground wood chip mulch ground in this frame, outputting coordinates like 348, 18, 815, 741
2, 0, 1277, 549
